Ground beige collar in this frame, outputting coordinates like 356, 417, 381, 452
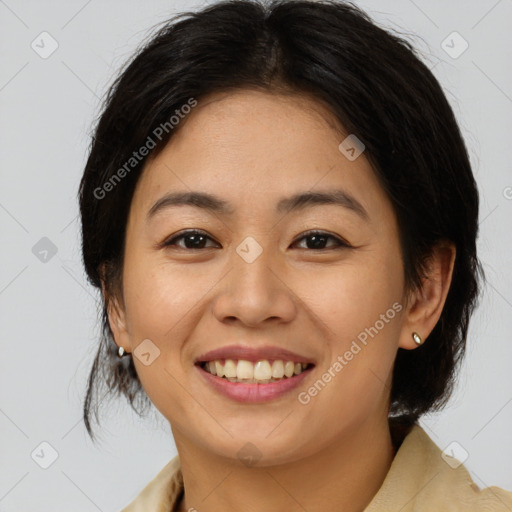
122, 424, 512, 511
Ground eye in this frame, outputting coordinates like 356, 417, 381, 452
162, 229, 350, 251
291, 230, 350, 250
163, 229, 220, 250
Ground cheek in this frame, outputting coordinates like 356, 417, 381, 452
123, 257, 205, 340
294, 251, 403, 409
304, 254, 403, 342
122, 261, 200, 417
121, 256, 222, 399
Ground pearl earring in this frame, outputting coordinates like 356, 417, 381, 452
412, 332, 422, 345
117, 346, 129, 358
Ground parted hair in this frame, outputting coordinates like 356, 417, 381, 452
78, 0, 483, 440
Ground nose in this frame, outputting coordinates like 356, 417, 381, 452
211, 245, 297, 328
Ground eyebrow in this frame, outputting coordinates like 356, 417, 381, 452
146, 189, 369, 222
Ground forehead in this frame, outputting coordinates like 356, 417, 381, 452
131, 89, 392, 226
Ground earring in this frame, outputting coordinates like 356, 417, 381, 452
412, 332, 422, 345
118, 346, 129, 358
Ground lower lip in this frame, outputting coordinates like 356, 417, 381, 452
196, 364, 313, 403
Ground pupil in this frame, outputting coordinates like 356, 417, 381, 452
308, 234, 326, 249
186, 234, 205, 248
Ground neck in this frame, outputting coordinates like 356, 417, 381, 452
174, 414, 396, 512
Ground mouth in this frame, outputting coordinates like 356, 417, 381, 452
194, 345, 316, 402
198, 359, 313, 384
195, 359, 315, 404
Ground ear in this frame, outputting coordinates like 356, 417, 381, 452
398, 240, 456, 350
99, 264, 131, 353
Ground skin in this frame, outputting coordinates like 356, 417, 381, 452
105, 89, 456, 512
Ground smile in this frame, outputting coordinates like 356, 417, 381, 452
196, 358, 315, 403
200, 359, 311, 383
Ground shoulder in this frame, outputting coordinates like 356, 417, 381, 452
118, 427, 512, 511
121, 455, 183, 512
365, 424, 512, 511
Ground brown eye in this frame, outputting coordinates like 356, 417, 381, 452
292, 230, 350, 250
164, 230, 219, 250
162, 229, 349, 251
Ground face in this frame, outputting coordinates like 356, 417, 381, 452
108, 89, 416, 465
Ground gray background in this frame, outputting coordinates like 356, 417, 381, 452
1, 0, 511, 510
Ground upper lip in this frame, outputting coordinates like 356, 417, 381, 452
195, 345, 316, 365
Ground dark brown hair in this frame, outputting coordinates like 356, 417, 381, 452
79, 0, 483, 440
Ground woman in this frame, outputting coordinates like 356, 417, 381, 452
78, 0, 512, 510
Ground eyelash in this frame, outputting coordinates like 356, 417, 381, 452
162, 229, 350, 251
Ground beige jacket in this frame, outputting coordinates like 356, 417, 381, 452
121, 425, 512, 511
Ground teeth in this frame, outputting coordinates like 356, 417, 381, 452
254, 360, 272, 380
284, 361, 295, 378
237, 360, 254, 380
207, 361, 217, 375
202, 359, 310, 382
271, 360, 284, 379
224, 359, 237, 378
215, 361, 224, 378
